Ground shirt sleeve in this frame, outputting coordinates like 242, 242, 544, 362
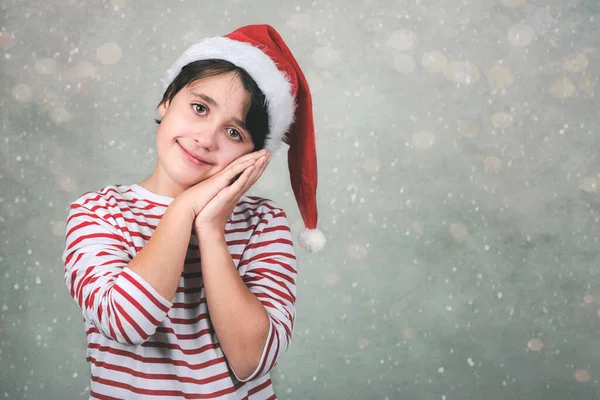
233, 207, 297, 382
62, 201, 172, 345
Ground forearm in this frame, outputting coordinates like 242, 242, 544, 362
127, 197, 195, 301
197, 227, 270, 380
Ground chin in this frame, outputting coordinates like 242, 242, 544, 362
167, 170, 204, 189
183, 175, 208, 188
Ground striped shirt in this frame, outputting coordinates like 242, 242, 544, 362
62, 184, 297, 399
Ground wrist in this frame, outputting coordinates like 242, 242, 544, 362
195, 223, 225, 242
168, 195, 197, 225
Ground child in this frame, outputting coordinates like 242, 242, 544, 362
62, 25, 325, 399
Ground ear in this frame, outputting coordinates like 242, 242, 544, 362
157, 100, 170, 117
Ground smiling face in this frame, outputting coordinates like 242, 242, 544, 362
142, 72, 256, 197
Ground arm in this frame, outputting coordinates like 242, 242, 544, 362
63, 199, 184, 345
196, 205, 297, 381
196, 227, 270, 381
63, 153, 266, 345
233, 209, 297, 380
133, 150, 267, 300
126, 197, 195, 300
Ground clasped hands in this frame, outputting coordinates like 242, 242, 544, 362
178, 149, 271, 239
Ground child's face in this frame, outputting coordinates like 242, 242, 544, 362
155, 72, 256, 190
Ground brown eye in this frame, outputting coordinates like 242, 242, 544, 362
227, 128, 242, 141
192, 104, 207, 115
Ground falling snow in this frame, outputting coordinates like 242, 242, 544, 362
1, 0, 599, 399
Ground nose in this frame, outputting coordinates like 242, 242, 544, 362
192, 122, 219, 151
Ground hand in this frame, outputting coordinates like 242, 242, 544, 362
194, 152, 270, 236
177, 149, 269, 218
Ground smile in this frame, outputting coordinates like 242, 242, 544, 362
178, 142, 211, 166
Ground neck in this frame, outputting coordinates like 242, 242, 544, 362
138, 164, 186, 199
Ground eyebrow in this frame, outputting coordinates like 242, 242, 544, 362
191, 92, 218, 107
189, 91, 249, 132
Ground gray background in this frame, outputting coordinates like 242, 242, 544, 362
1, 0, 600, 399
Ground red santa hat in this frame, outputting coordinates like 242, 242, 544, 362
161, 24, 325, 253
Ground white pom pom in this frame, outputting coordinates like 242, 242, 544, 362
298, 228, 326, 253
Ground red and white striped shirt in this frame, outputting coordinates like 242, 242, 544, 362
62, 184, 297, 399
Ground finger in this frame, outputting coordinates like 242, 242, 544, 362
221, 151, 270, 197
218, 156, 269, 206
241, 155, 270, 193
227, 162, 255, 185
193, 158, 256, 203
252, 155, 270, 182
212, 167, 254, 204
228, 172, 243, 186
227, 164, 255, 194
220, 158, 258, 184
226, 149, 269, 169
222, 151, 269, 184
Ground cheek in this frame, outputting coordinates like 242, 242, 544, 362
155, 123, 179, 161
221, 146, 253, 166
218, 155, 238, 170
155, 126, 169, 151
156, 114, 183, 141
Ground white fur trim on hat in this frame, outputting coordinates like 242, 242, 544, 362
161, 37, 295, 153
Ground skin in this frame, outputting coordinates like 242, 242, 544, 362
129, 72, 272, 380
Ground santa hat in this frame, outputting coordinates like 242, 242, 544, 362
161, 24, 325, 253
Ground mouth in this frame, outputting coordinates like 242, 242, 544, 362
177, 141, 212, 166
